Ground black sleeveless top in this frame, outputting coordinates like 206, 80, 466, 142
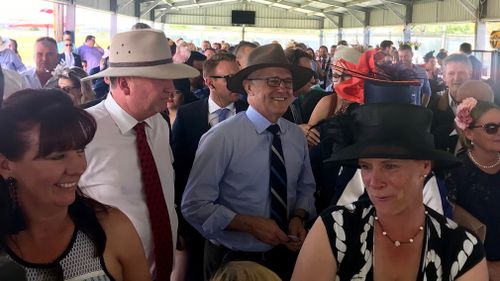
321, 200, 485, 280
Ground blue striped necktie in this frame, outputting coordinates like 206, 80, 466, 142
267, 124, 288, 230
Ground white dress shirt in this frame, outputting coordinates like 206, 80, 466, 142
79, 93, 178, 275
20, 68, 57, 89
208, 95, 236, 127
63, 52, 75, 68
2, 68, 29, 100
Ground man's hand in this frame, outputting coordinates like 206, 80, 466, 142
228, 215, 289, 246
286, 216, 307, 252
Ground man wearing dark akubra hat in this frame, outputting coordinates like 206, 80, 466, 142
181, 43, 316, 280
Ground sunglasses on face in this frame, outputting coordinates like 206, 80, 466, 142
247, 77, 293, 89
56, 85, 78, 93
65, 43, 73, 47
470, 122, 500, 135
209, 74, 234, 83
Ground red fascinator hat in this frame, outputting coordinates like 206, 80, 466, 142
333, 58, 364, 104
332, 60, 421, 104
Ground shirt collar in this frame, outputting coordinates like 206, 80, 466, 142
208, 95, 235, 114
246, 105, 286, 135
104, 93, 154, 134
447, 90, 458, 114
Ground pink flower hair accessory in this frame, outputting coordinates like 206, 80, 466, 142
454, 97, 478, 130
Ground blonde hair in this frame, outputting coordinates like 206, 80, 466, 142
210, 261, 282, 281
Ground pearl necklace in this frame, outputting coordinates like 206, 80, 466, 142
468, 151, 500, 169
374, 211, 427, 247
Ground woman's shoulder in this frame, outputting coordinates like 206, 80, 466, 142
95, 207, 136, 242
320, 200, 373, 225
426, 207, 484, 253
425, 208, 486, 278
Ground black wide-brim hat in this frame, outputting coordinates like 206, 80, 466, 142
227, 44, 314, 94
325, 103, 461, 170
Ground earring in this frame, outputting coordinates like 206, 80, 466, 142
470, 140, 474, 146
6, 177, 18, 206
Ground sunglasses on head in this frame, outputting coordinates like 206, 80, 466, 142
470, 122, 500, 135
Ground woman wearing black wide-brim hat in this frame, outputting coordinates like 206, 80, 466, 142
291, 103, 488, 281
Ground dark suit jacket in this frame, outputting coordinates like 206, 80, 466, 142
172, 98, 248, 206
58, 53, 83, 68
428, 91, 458, 154
468, 55, 482, 81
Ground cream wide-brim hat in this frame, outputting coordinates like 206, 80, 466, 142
82, 29, 199, 81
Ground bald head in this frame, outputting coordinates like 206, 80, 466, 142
456, 80, 494, 103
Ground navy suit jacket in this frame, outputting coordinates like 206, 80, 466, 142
468, 55, 482, 81
171, 98, 248, 206
58, 53, 83, 68
428, 91, 458, 154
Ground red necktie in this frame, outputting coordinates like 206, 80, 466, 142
134, 122, 173, 281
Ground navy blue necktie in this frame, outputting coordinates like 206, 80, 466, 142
267, 124, 288, 230
217, 108, 230, 123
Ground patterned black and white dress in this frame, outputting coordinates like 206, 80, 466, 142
5, 229, 114, 281
321, 200, 485, 280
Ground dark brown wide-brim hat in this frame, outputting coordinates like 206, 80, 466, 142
227, 43, 314, 94
325, 103, 461, 170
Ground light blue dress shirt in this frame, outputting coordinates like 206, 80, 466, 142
0, 49, 26, 73
181, 105, 316, 252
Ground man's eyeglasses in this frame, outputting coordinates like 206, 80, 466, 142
209, 75, 234, 82
246, 77, 293, 89
470, 122, 500, 135
65, 43, 73, 47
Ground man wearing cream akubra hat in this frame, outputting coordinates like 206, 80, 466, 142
79, 29, 199, 281
181, 43, 316, 280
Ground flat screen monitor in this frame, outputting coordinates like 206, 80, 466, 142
231, 10, 256, 25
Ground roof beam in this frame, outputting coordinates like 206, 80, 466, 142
378, 0, 410, 5
346, 9, 364, 26
457, 0, 477, 18
117, 0, 135, 12
322, 13, 338, 27
318, 0, 370, 13
258, 0, 325, 15
140, 0, 163, 17
380, 0, 405, 22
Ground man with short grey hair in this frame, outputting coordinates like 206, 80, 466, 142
182, 44, 315, 280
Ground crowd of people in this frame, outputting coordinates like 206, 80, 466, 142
0, 22, 499, 281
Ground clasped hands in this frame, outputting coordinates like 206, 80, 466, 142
247, 216, 307, 252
